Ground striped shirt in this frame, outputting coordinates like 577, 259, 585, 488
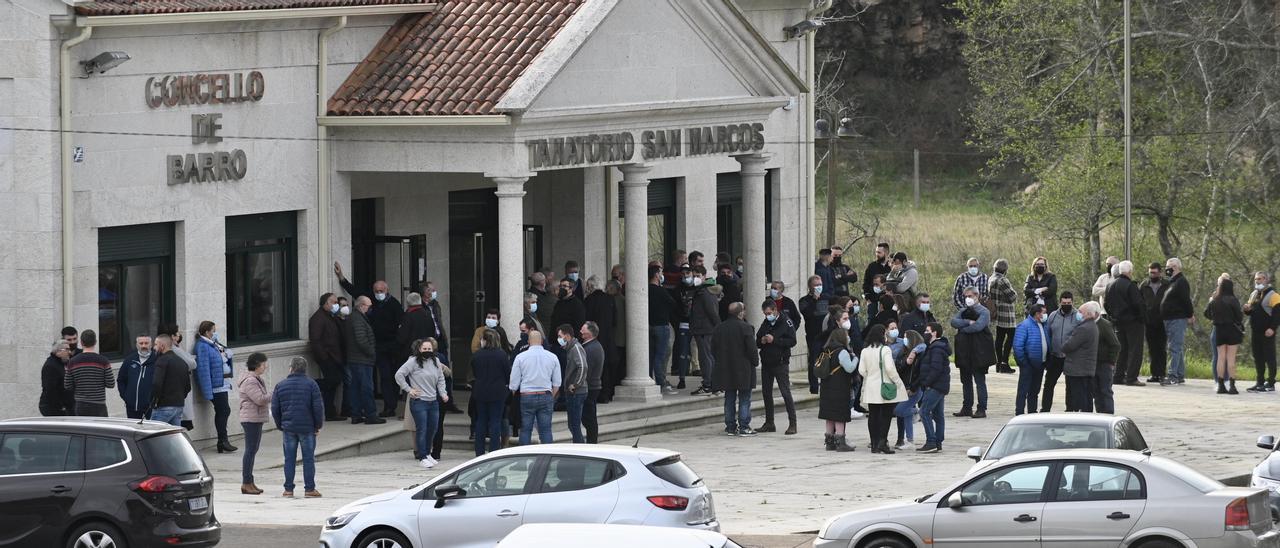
64, 352, 115, 404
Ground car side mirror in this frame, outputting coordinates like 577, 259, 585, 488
966, 446, 983, 462
434, 484, 466, 509
946, 492, 965, 509
1258, 435, 1276, 451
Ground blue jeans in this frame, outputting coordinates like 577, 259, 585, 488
649, 325, 672, 387
566, 391, 588, 443
894, 390, 922, 441
347, 364, 377, 420
409, 399, 440, 460
1015, 362, 1045, 415
282, 431, 316, 492
673, 326, 692, 381
241, 422, 263, 484
473, 399, 505, 455
959, 366, 987, 412
1165, 319, 1188, 382
723, 388, 752, 430
919, 388, 946, 446
151, 406, 183, 426
519, 392, 554, 445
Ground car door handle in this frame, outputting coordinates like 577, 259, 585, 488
1013, 514, 1038, 523
50, 486, 72, 494
496, 510, 520, 518
1107, 512, 1131, 520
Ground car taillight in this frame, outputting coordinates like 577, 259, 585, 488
1226, 497, 1251, 530
647, 495, 689, 510
131, 475, 179, 493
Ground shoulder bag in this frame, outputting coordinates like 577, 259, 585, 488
879, 348, 898, 400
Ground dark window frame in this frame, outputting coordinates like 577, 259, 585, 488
97, 224, 176, 359
225, 212, 299, 345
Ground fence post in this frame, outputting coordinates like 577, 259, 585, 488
913, 148, 921, 208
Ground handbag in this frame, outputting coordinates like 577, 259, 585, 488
878, 348, 898, 400
814, 349, 837, 380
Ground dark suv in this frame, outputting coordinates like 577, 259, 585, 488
0, 417, 220, 548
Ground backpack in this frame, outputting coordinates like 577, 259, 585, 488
813, 348, 838, 380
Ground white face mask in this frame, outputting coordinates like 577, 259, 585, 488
374, 292, 387, 302
813, 285, 823, 295
968, 267, 979, 276
430, 290, 439, 301
1258, 283, 1268, 291
840, 320, 851, 330
683, 276, 695, 286
852, 305, 862, 315
770, 289, 780, 299
766, 314, 778, 323
965, 297, 977, 307
485, 318, 499, 329
330, 303, 340, 314
694, 277, 704, 286
529, 302, 538, 314
340, 305, 351, 316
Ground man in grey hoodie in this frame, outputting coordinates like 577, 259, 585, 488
1042, 292, 1082, 412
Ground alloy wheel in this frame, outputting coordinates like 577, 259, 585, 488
73, 531, 117, 548
369, 539, 404, 548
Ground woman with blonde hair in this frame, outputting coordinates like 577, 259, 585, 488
1023, 256, 1058, 315
1205, 274, 1244, 394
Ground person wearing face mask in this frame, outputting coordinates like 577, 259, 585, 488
712, 302, 759, 437
1060, 302, 1102, 412
308, 292, 347, 422
866, 294, 899, 338
522, 292, 545, 334
914, 323, 950, 453
550, 278, 587, 344
863, 243, 892, 318
899, 293, 937, 340
1012, 304, 1051, 415
195, 321, 237, 452
337, 297, 351, 319
952, 257, 989, 311
1206, 276, 1246, 394
345, 296, 385, 425
815, 249, 838, 300
40, 340, 76, 417
989, 259, 1019, 375
1092, 310, 1121, 414
555, 325, 590, 443
689, 267, 722, 397
892, 329, 926, 451
528, 271, 556, 329
829, 246, 859, 297
858, 324, 907, 454
117, 335, 157, 420
1042, 292, 1082, 411
799, 275, 831, 394
1139, 262, 1170, 384
1159, 258, 1195, 384
885, 252, 919, 311
1092, 256, 1120, 312
669, 263, 697, 390
647, 265, 679, 394
396, 338, 450, 468
766, 280, 803, 328
716, 264, 742, 321
949, 287, 995, 419
757, 301, 798, 434
563, 260, 585, 300
1104, 260, 1149, 386
1244, 272, 1280, 392
817, 314, 858, 452
335, 262, 405, 418
470, 309, 513, 354
1023, 256, 1058, 315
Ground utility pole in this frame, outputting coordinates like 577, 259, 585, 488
826, 136, 838, 247
913, 148, 921, 208
1122, 0, 1133, 261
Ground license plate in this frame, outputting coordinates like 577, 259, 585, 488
188, 497, 208, 511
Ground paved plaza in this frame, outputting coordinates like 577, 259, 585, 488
207, 373, 1273, 544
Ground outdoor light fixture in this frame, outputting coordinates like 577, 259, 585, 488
81, 51, 130, 75
784, 19, 824, 40
814, 118, 832, 140
836, 117, 858, 138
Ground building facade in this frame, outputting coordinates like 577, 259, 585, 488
1, 0, 823, 440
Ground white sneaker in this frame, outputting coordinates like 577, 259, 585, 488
427, 456, 439, 466
849, 409, 866, 419
895, 440, 915, 451
662, 385, 679, 395
419, 458, 435, 469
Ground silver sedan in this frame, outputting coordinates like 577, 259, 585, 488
816, 449, 1278, 548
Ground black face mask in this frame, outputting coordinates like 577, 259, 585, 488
923, 333, 934, 344
420, 351, 436, 364
1035, 266, 1047, 275
1165, 268, 1175, 277
1060, 304, 1071, 314
1150, 273, 1161, 281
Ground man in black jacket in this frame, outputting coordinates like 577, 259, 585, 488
797, 275, 829, 394
335, 262, 404, 417
830, 246, 859, 297
689, 267, 722, 396
309, 292, 346, 421
914, 323, 950, 453
712, 302, 759, 437
1160, 258, 1195, 384
648, 265, 678, 394
150, 335, 191, 426
757, 301, 798, 434
343, 296, 385, 424
716, 263, 742, 321
1104, 260, 1148, 386
863, 242, 892, 319
1138, 263, 1169, 384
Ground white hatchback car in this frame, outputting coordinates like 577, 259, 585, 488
498, 524, 740, 548
318, 445, 719, 548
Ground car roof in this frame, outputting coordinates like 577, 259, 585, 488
489, 444, 678, 463
1004, 413, 1129, 427
994, 448, 1150, 466
0, 417, 185, 439
499, 524, 726, 547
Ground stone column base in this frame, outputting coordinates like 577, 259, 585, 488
613, 383, 662, 403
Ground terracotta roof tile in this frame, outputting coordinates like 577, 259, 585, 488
75, 0, 429, 16
328, 0, 584, 116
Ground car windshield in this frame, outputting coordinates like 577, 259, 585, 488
138, 433, 206, 477
647, 455, 702, 488
985, 423, 1109, 459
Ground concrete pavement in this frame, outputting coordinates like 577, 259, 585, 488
205, 372, 1273, 539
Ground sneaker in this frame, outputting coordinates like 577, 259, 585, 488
677, 380, 686, 389
1266, 382, 1276, 392
711, 390, 723, 397
1176, 378, 1186, 385
364, 417, 387, 425
724, 427, 737, 437
1146, 376, 1163, 383
737, 427, 758, 437
895, 440, 915, 451
1159, 378, 1174, 386
426, 456, 438, 466
691, 387, 709, 396
662, 385, 679, 395
916, 443, 940, 453
419, 458, 435, 469
1125, 380, 1147, 387
1248, 384, 1266, 393
849, 409, 866, 419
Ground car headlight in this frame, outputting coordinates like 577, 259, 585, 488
1252, 475, 1280, 493
324, 511, 360, 530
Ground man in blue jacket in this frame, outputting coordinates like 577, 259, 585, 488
272, 357, 325, 498
914, 322, 951, 453
1012, 304, 1051, 416
117, 335, 156, 419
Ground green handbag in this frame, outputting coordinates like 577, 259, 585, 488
879, 348, 898, 400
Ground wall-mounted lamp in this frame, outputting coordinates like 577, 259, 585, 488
81, 51, 130, 75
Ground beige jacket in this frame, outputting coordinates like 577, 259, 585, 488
858, 345, 907, 405
237, 374, 272, 423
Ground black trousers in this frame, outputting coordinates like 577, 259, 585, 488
317, 366, 342, 418
761, 361, 797, 423
211, 392, 231, 443
995, 326, 1016, 366
1064, 375, 1094, 412
1092, 363, 1115, 414
866, 403, 895, 447
806, 337, 822, 394
1041, 355, 1065, 412
585, 389, 600, 443
1254, 331, 1278, 384
1145, 322, 1167, 379
1115, 322, 1145, 383
75, 401, 107, 417
375, 350, 400, 413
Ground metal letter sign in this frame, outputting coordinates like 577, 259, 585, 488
527, 123, 766, 170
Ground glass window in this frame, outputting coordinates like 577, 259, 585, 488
138, 433, 205, 478
1055, 463, 1144, 501
86, 437, 128, 470
0, 434, 77, 475
540, 457, 614, 493
436, 456, 537, 499
958, 464, 1051, 506
985, 424, 1110, 459
98, 223, 175, 357
1119, 421, 1148, 451
647, 455, 702, 488
226, 212, 298, 344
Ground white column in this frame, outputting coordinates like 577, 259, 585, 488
676, 170, 718, 256
614, 163, 661, 403
581, 167, 609, 278
493, 176, 528, 339
737, 154, 771, 327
